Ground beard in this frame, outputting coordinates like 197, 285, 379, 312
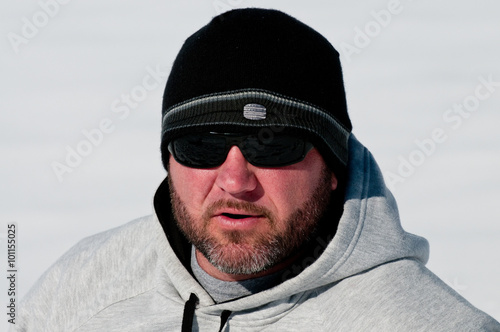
168, 167, 333, 276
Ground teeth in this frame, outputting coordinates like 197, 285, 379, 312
222, 213, 250, 219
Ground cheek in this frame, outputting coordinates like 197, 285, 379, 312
169, 157, 215, 213
260, 150, 329, 219
261, 170, 319, 217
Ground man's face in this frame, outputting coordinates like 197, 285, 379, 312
168, 143, 337, 278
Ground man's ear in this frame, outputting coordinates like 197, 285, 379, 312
331, 172, 338, 191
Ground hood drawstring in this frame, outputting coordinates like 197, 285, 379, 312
181, 293, 198, 332
181, 293, 232, 332
218, 310, 231, 332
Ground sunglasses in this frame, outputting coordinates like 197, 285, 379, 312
168, 132, 313, 168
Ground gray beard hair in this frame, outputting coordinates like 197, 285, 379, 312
168, 167, 333, 275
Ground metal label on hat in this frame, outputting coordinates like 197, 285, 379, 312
243, 103, 266, 120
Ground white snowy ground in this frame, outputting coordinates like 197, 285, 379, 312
1, 1, 499, 329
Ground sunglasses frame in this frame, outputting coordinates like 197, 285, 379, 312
168, 132, 313, 168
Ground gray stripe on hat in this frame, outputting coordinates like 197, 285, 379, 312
162, 90, 349, 137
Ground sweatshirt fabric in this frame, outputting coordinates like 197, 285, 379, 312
190, 246, 283, 304
13, 135, 500, 331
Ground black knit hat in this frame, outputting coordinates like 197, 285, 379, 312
161, 8, 352, 175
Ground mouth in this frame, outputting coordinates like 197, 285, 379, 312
220, 213, 255, 219
213, 209, 265, 230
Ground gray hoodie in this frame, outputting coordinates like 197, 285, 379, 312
14, 136, 500, 331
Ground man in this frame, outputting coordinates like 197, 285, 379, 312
16, 8, 499, 331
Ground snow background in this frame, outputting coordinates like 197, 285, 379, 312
1, 0, 499, 329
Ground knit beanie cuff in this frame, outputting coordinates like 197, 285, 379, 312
161, 88, 350, 170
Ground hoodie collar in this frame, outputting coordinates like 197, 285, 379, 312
152, 134, 429, 313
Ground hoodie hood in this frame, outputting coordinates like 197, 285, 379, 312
153, 134, 429, 313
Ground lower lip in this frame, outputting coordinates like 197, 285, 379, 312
213, 215, 263, 231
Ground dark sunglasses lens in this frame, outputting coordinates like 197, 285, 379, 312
241, 135, 308, 166
170, 135, 227, 168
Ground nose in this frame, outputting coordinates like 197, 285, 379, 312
215, 146, 258, 196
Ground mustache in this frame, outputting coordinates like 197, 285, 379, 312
202, 200, 273, 221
